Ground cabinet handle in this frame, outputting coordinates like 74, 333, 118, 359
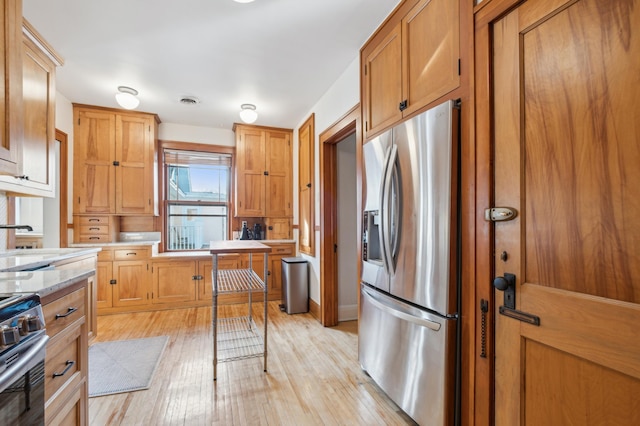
89, 227, 100, 230
52, 360, 75, 378
88, 219, 99, 222
113, 161, 120, 166
264, 171, 269, 176
306, 183, 311, 188
110, 279, 117, 285
126, 252, 137, 256
89, 237, 99, 240
55, 307, 78, 319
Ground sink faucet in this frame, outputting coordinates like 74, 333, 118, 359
0, 224, 33, 231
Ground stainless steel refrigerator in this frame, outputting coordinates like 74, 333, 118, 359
359, 99, 460, 426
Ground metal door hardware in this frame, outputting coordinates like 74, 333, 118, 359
493, 272, 540, 326
484, 207, 518, 222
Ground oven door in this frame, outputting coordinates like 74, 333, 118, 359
0, 332, 49, 425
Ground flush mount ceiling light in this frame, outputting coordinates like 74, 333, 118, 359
239, 104, 258, 123
115, 86, 140, 110
233, 0, 255, 3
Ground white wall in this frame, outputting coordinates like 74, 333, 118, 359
159, 123, 234, 146
337, 133, 358, 321
293, 56, 361, 304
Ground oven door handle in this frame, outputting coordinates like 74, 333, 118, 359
0, 334, 49, 394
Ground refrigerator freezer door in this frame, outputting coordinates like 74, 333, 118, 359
361, 130, 393, 291
359, 284, 456, 426
391, 100, 458, 315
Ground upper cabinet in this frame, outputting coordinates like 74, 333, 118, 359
0, 0, 23, 176
361, 0, 460, 140
0, 20, 62, 196
73, 105, 159, 216
234, 123, 293, 218
0, 5, 62, 196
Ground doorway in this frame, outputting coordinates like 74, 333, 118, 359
319, 105, 361, 327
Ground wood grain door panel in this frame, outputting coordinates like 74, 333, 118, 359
116, 114, 153, 214
402, 0, 459, 117
493, 0, 640, 424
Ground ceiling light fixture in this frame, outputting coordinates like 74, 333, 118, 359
115, 86, 140, 110
233, 0, 255, 3
239, 104, 258, 123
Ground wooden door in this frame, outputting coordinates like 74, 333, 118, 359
73, 109, 115, 214
493, 1, 640, 424
116, 114, 153, 214
112, 260, 149, 307
152, 260, 197, 304
298, 114, 315, 255
235, 127, 265, 217
265, 130, 292, 217
401, 0, 459, 117
361, 21, 402, 139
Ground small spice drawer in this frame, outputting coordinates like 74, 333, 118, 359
113, 247, 150, 261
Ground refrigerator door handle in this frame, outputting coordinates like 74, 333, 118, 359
362, 286, 441, 331
381, 144, 398, 275
379, 145, 393, 275
389, 150, 401, 261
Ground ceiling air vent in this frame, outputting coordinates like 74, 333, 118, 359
180, 96, 200, 105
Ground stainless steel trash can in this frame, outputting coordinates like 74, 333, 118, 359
280, 257, 308, 314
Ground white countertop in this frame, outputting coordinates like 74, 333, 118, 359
0, 247, 101, 272
0, 269, 95, 298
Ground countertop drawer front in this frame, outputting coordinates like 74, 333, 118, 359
270, 245, 294, 255
79, 225, 109, 235
77, 234, 111, 243
78, 216, 109, 225
45, 323, 82, 402
114, 248, 149, 261
44, 288, 86, 339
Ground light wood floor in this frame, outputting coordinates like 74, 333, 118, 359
88, 302, 415, 425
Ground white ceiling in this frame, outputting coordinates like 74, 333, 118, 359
23, 0, 400, 130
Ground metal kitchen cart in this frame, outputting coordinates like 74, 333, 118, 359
209, 240, 271, 380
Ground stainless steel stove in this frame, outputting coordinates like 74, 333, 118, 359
0, 293, 48, 425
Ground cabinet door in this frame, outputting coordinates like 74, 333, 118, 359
73, 109, 116, 214
401, 0, 459, 117
152, 260, 197, 304
265, 130, 292, 217
112, 260, 149, 307
0, 0, 22, 175
235, 127, 265, 217
116, 114, 155, 215
0, 31, 56, 195
241, 254, 266, 284
96, 261, 113, 310
362, 22, 403, 139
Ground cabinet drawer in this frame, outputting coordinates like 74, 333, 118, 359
77, 235, 110, 243
45, 323, 83, 402
43, 288, 86, 339
79, 225, 109, 235
113, 248, 149, 261
78, 216, 109, 225
270, 245, 294, 256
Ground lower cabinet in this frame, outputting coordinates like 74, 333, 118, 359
96, 246, 151, 314
42, 281, 88, 425
96, 242, 295, 314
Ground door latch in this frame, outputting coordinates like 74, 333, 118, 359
484, 207, 518, 222
493, 272, 540, 326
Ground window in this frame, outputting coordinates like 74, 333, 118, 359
164, 147, 232, 250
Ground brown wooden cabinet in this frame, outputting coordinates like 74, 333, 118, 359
151, 260, 198, 305
0, 0, 23, 176
234, 123, 293, 218
361, 0, 460, 139
42, 280, 88, 426
73, 105, 159, 217
96, 246, 152, 313
0, 19, 61, 195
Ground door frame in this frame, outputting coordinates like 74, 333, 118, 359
56, 129, 69, 247
474, 0, 526, 424
319, 104, 361, 327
